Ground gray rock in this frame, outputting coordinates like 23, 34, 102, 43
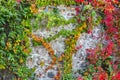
47, 72, 55, 78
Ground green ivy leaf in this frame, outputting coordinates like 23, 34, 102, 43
81, 16, 86, 21
1, 40, 5, 47
83, 5, 92, 11
91, 10, 96, 17
118, 64, 120, 69
0, 50, 6, 54
108, 65, 113, 72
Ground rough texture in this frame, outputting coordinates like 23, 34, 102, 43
26, 5, 103, 79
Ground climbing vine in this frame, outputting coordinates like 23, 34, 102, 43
0, 0, 120, 80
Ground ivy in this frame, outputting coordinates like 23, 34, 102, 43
0, 0, 33, 79
31, 10, 76, 30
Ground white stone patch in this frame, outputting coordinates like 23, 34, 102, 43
26, 46, 59, 79
57, 5, 76, 20
26, 46, 52, 68
72, 25, 102, 76
50, 36, 65, 57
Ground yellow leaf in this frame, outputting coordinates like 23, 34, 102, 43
40, 60, 44, 67
0, 64, 5, 69
82, 22, 87, 29
19, 58, 24, 63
